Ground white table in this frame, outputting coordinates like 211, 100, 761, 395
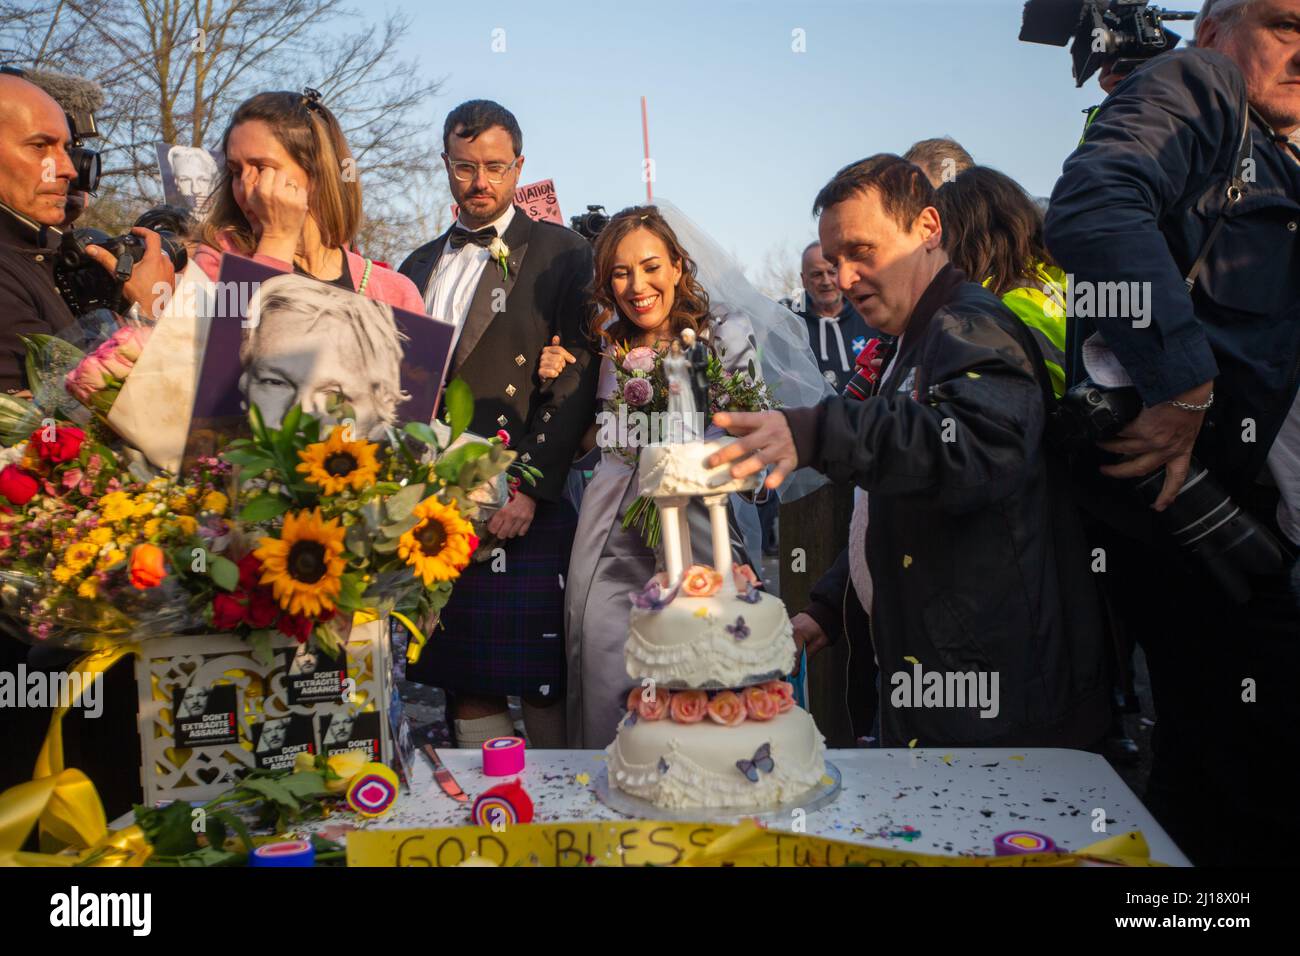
305, 747, 1190, 866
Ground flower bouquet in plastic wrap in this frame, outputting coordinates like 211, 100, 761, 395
0, 325, 526, 660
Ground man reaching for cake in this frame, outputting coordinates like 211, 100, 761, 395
710, 155, 1110, 750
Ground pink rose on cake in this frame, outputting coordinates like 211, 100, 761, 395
669, 690, 709, 723
732, 564, 760, 590
762, 680, 796, 714
706, 690, 747, 727
681, 564, 723, 598
627, 686, 670, 720
743, 686, 781, 721
621, 347, 656, 374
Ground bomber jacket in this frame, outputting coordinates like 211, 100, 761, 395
783, 265, 1110, 748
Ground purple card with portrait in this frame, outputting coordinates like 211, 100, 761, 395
184, 254, 454, 468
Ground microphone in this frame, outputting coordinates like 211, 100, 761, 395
21, 67, 104, 139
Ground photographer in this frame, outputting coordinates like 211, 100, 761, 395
0, 73, 174, 395
1045, 0, 1300, 864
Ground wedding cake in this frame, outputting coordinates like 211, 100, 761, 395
606, 436, 828, 810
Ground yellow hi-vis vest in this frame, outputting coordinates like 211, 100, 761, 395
984, 263, 1068, 399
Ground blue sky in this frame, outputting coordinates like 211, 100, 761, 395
385, 0, 1114, 282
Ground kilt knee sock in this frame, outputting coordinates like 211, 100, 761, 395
453, 711, 516, 748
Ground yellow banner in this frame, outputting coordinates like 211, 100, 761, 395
346, 819, 1162, 868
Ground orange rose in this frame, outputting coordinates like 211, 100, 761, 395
762, 680, 796, 713
680, 564, 723, 598
626, 687, 642, 712
638, 688, 671, 721
129, 543, 166, 589
743, 686, 780, 721
669, 690, 709, 723
706, 690, 746, 727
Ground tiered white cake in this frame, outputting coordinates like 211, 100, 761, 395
606, 438, 827, 810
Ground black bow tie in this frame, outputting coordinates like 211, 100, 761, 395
449, 225, 498, 250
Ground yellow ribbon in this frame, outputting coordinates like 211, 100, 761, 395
355, 608, 428, 663
346, 818, 1164, 868
0, 769, 151, 867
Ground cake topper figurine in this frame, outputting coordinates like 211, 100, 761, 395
663, 338, 700, 444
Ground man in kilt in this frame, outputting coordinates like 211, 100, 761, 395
399, 100, 599, 746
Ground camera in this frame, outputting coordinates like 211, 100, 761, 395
1018, 0, 1196, 87
570, 204, 609, 242
53, 205, 191, 316
1053, 381, 1286, 603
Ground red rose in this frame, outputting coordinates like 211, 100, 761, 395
247, 589, 280, 628
212, 592, 247, 630
30, 424, 86, 464
236, 553, 263, 591
0, 466, 39, 506
277, 612, 313, 643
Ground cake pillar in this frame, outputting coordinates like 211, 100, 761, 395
659, 496, 689, 587
702, 494, 734, 596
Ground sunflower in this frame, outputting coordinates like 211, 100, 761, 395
398, 497, 477, 586
253, 508, 347, 617
296, 429, 381, 497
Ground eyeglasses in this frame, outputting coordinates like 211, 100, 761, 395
444, 156, 520, 184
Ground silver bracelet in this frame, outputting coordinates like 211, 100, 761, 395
1169, 392, 1214, 413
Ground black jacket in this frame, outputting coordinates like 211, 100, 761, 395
784, 266, 1110, 748
398, 207, 599, 502
0, 203, 77, 394
1046, 48, 1300, 495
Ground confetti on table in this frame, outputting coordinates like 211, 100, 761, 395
574, 772, 590, 785
902, 555, 913, 568
903, 655, 919, 665
1009, 755, 1025, 762
693, 608, 710, 619
820, 774, 834, 787
942, 754, 953, 766
908, 739, 918, 748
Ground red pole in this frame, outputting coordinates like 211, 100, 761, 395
641, 95, 652, 203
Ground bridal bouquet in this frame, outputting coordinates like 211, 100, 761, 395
603, 340, 774, 546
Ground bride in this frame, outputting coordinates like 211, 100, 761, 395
538, 205, 763, 748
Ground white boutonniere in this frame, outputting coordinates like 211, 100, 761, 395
488, 237, 510, 280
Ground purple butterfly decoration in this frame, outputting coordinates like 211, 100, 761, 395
736, 743, 775, 783
725, 616, 750, 641
738, 584, 762, 605
628, 579, 680, 611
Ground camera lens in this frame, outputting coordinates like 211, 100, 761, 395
70, 146, 101, 194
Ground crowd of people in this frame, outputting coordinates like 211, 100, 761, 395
1, 0, 1297, 866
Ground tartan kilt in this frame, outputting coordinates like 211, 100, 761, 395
404, 498, 575, 700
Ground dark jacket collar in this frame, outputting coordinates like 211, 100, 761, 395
876, 262, 966, 395
892, 263, 966, 365
0, 200, 62, 253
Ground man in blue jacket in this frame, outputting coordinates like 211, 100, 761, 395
1045, 0, 1300, 864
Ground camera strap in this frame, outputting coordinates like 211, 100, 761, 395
1183, 103, 1253, 294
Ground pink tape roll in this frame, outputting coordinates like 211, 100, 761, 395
482, 736, 526, 776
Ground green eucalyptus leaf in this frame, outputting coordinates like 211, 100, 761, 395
208, 554, 240, 592
237, 493, 292, 524
372, 536, 401, 554
403, 421, 439, 448
345, 522, 372, 558
384, 481, 427, 521
443, 378, 473, 443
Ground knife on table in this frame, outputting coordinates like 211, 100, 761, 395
421, 744, 469, 802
